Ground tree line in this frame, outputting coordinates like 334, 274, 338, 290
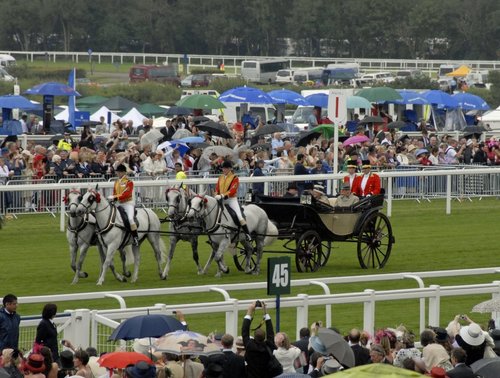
0, 0, 499, 60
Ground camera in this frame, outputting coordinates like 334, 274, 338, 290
255, 300, 262, 308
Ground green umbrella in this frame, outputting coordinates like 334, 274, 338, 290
356, 87, 402, 102
347, 96, 372, 109
176, 94, 225, 110
76, 95, 108, 107
312, 124, 343, 139
324, 363, 423, 377
137, 103, 167, 117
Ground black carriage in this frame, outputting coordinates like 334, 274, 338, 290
233, 193, 395, 273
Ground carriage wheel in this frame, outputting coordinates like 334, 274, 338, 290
357, 212, 393, 269
233, 240, 257, 272
295, 230, 323, 273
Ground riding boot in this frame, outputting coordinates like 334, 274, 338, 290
241, 223, 252, 242
130, 223, 139, 246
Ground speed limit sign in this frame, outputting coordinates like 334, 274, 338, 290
267, 257, 291, 295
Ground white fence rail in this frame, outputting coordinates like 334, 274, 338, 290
14, 267, 500, 352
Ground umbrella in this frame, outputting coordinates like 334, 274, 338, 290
97, 351, 153, 369
189, 142, 210, 149
347, 96, 372, 109
358, 116, 384, 125
176, 94, 225, 110
172, 129, 193, 140
327, 363, 423, 377
305, 93, 328, 108
176, 136, 204, 143
137, 103, 167, 117
391, 90, 429, 105
422, 90, 459, 108
157, 141, 190, 156
140, 129, 164, 147
453, 93, 490, 111
296, 130, 322, 147
0, 95, 38, 109
165, 106, 191, 116
100, 96, 139, 111
201, 145, 235, 159
249, 142, 271, 151
108, 314, 183, 341
343, 135, 370, 146
197, 121, 233, 139
317, 328, 355, 368
219, 86, 273, 104
415, 148, 429, 157
253, 123, 286, 137
25, 82, 80, 96
472, 298, 500, 313
267, 89, 309, 106
192, 116, 211, 122
471, 358, 500, 378
313, 124, 339, 139
386, 121, 406, 129
356, 87, 402, 102
154, 330, 222, 356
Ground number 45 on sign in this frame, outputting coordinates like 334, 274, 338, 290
267, 257, 291, 295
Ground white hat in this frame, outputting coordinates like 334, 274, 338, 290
313, 184, 325, 193
466, 139, 473, 146
459, 323, 485, 346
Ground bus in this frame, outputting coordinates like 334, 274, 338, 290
129, 64, 180, 86
241, 59, 289, 83
293, 67, 324, 85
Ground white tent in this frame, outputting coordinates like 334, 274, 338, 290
479, 106, 500, 130
90, 106, 120, 123
153, 116, 169, 127
121, 107, 147, 127
55, 106, 77, 122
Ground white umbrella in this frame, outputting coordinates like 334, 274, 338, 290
153, 116, 169, 127
140, 129, 164, 148
472, 298, 500, 313
172, 129, 192, 139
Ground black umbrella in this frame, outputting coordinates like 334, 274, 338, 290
165, 106, 191, 116
471, 358, 500, 378
197, 121, 233, 139
80, 120, 101, 127
296, 130, 322, 147
463, 125, 486, 135
358, 116, 384, 125
108, 314, 184, 341
386, 121, 406, 129
249, 142, 271, 151
192, 116, 211, 123
253, 123, 286, 138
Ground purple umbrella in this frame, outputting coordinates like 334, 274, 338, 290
342, 135, 370, 146
25, 82, 80, 96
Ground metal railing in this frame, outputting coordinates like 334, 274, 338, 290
13, 267, 500, 352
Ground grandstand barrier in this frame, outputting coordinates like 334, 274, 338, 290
13, 268, 500, 352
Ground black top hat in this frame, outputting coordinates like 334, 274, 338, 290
126, 361, 156, 378
221, 160, 233, 169
60, 350, 75, 370
361, 160, 371, 168
346, 160, 358, 168
115, 164, 127, 172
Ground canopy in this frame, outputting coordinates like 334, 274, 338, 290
76, 95, 108, 108
137, 103, 168, 117
100, 96, 139, 111
90, 106, 119, 123
120, 107, 147, 127
55, 106, 79, 122
446, 65, 471, 77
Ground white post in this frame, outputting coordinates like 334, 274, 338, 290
492, 281, 500, 328
386, 176, 393, 217
225, 298, 239, 338
363, 289, 375, 337
428, 285, 441, 327
90, 310, 98, 348
60, 189, 65, 232
446, 175, 451, 215
296, 294, 309, 341
64, 309, 91, 349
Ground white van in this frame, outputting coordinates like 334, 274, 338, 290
0, 67, 15, 82
275, 69, 294, 84
0, 54, 16, 68
360, 71, 395, 84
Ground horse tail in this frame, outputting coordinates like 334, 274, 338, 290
263, 220, 278, 246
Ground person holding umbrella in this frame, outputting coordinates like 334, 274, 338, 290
214, 160, 252, 241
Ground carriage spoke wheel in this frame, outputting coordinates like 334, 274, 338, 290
357, 212, 393, 269
319, 241, 331, 267
233, 240, 257, 272
295, 230, 323, 273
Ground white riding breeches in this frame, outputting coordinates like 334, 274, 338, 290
225, 197, 244, 223
119, 203, 136, 226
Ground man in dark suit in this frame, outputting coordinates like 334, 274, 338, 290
447, 347, 477, 378
293, 153, 309, 194
293, 327, 310, 374
348, 328, 371, 366
220, 333, 246, 378
242, 300, 279, 378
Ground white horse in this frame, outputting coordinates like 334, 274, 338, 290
76, 188, 166, 285
64, 189, 131, 284
161, 186, 203, 279
187, 194, 278, 277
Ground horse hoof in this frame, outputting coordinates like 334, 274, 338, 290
83, 272, 89, 278
124, 271, 132, 278
215, 272, 222, 278
96, 281, 103, 286
252, 270, 260, 275
199, 270, 206, 275
223, 266, 230, 274
244, 267, 253, 274
160, 274, 167, 280
121, 277, 127, 283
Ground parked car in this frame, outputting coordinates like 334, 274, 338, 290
181, 75, 194, 87
395, 69, 423, 80
191, 74, 212, 87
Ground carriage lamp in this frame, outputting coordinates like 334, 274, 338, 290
245, 189, 253, 203
300, 193, 312, 205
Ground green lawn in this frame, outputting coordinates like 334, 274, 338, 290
1, 198, 499, 339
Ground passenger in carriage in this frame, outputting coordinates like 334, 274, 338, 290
336, 183, 359, 207
310, 184, 330, 205
352, 160, 381, 197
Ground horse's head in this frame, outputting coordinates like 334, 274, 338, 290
186, 194, 207, 220
63, 189, 83, 217
76, 189, 101, 215
166, 186, 184, 219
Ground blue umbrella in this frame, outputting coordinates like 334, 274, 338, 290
25, 82, 80, 96
175, 136, 205, 143
305, 93, 328, 108
391, 90, 429, 105
422, 90, 458, 108
219, 86, 273, 104
0, 95, 38, 109
267, 89, 309, 106
452, 93, 490, 111
108, 314, 184, 341
157, 141, 190, 156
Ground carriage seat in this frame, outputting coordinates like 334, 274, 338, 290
328, 197, 338, 207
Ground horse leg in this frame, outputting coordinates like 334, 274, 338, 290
252, 237, 265, 275
240, 239, 254, 274
147, 233, 165, 279
214, 238, 230, 278
130, 245, 141, 283
191, 238, 203, 274
119, 247, 132, 277
73, 243, 90, 284
97, 245, 118, 285
201, 246, 216, 275
161, 236, 177, 280
68, 235, 80, 284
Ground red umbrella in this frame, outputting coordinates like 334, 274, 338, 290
97, 351, 153, 369
342, 135, 370, 146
